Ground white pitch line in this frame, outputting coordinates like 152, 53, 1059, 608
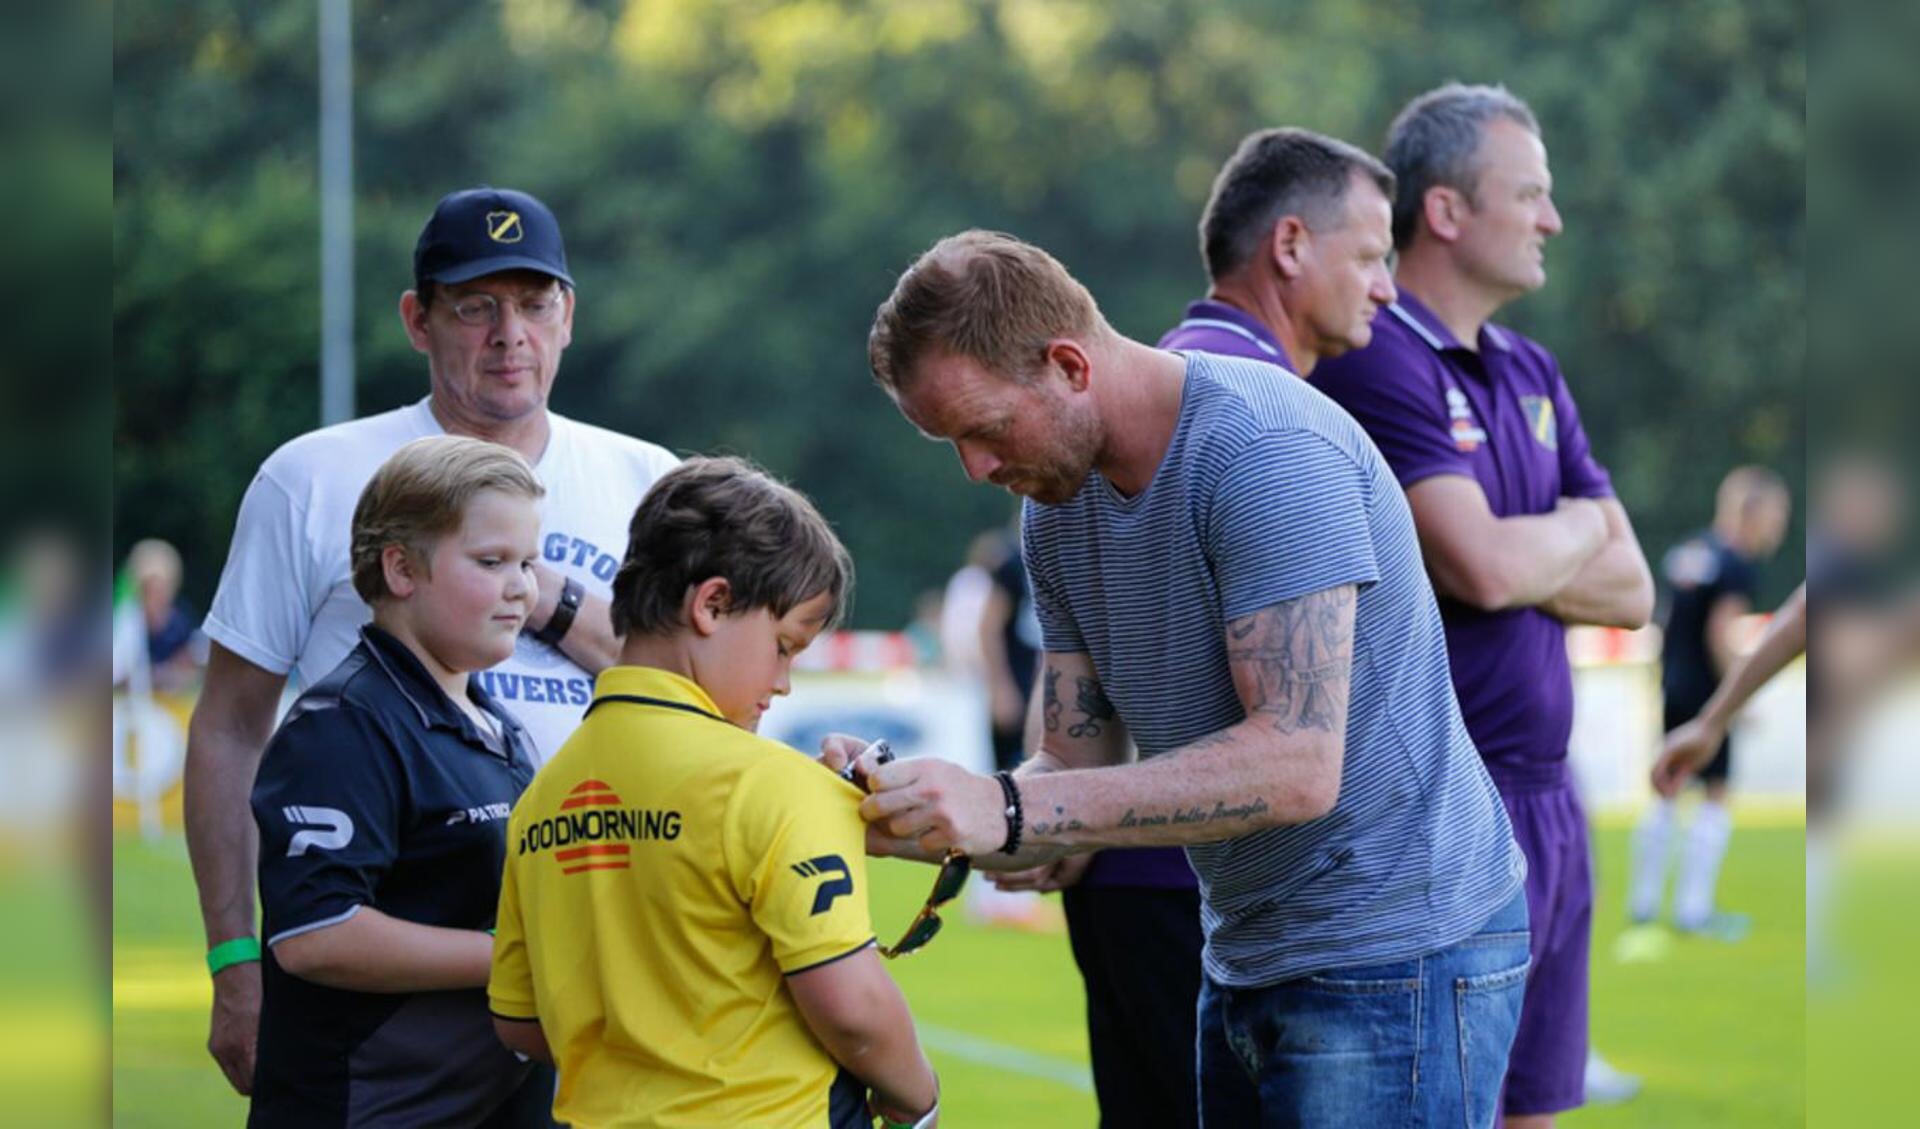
915, 1022, 1095, 1092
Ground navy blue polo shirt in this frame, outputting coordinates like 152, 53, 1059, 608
249, 624, 545, 1128
1312, 292, 1615, 792
1659, 529, 1760, 712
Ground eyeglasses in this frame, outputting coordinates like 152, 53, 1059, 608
878, 849, 971, 959
446, 289, 566, 327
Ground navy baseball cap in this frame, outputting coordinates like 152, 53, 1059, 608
413, 186, 575, 288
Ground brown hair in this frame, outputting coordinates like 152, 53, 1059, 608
1200, 127, 1396, 281
610, 456, 854, 637
349, 436, 545, 604
868, 230, 1104, 393
1716, 465, 1791, 525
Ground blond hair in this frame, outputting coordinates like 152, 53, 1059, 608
350, 436, 545, 604
125, 538, 183, 589
867, 230, 1105, 393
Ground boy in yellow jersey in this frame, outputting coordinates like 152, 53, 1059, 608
488, 456, 939, 1129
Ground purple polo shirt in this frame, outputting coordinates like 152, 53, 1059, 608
1157, 298, 1295, 371
1311, 293, 1614, 792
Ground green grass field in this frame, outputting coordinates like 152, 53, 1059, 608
112, 818, 1803, 1126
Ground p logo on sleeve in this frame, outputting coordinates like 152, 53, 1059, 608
283, 806, 355, 856
791, 855, 854, 915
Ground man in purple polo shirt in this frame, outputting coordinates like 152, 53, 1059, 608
1161, 126, 1398, 379
1314, 84, 1654, 1129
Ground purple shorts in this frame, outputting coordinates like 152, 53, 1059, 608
1496, 778, 1592, 1119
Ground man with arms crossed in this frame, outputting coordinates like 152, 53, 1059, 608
856, 229, 1528, 1127
1314, 84, 1655, 1128
185, 186, 678, 1095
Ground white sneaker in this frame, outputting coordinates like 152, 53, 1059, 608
1585, 1049, 1642, 1105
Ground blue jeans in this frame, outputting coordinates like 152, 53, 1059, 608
1198, 889, 1530, 1128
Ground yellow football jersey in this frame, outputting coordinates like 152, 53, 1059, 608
489, 666, 876, 1128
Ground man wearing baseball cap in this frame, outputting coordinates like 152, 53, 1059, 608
183, 185, 679, 1098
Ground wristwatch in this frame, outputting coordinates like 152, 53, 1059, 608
533, 577, 584, 647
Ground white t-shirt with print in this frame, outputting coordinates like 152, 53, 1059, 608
204, 397, 678, 763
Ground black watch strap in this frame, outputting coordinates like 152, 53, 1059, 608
534, 577, 584, 647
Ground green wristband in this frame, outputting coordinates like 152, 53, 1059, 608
878, 1098, 937, 1129
206, 937, 262, 977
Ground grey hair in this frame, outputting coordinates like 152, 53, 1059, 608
1384, 83, 1540, 250
1199, 127, 1395, 282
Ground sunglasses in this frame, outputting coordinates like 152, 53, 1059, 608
837, 740, 969, 958
878, 849, 972, 959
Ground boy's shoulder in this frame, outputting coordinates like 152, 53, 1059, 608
274, 644, 394, 738
733, 735, 864, 800
521, 708, 857, 805
255, 646, 415, 800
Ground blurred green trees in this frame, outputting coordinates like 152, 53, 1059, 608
115, 0, 1803, 624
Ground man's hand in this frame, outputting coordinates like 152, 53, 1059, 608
861, 757, 1008, 858
987, 852, 1094, 893
1651, 717, 1726, 798
185, 643, 285, 1098
1554, 494, 1607, 539
816, 732, 866, 777
207, 960, 262, 1095
817, 732, 899, 793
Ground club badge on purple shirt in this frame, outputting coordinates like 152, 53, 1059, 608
1447, 386, 1489, 452
1520, 395, 1558, 449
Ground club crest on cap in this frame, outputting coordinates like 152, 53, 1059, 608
486, 210, 524, 244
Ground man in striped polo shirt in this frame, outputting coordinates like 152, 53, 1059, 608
859, 229, 1529, 1127
996, 126, 1398, 1129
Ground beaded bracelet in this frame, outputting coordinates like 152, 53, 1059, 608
992, 770, 1023, 856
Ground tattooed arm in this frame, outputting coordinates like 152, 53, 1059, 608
860, 585, 1357, 866
977, 653, 1132, 888
1020, 651, 1132, 776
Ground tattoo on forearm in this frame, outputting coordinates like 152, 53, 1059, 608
1227, 586, 1355, 734
1068, 676, 1115, 738
1029, 803, 1086, 837
1043, 666, 1063, 733
1118, 798, 1271, 829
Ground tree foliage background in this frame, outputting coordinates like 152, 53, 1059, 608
115, 0, 1804, 626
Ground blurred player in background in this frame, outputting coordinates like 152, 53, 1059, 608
1630, 467, 1792, 938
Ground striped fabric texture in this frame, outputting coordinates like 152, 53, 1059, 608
1023, 351, 1525, 986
